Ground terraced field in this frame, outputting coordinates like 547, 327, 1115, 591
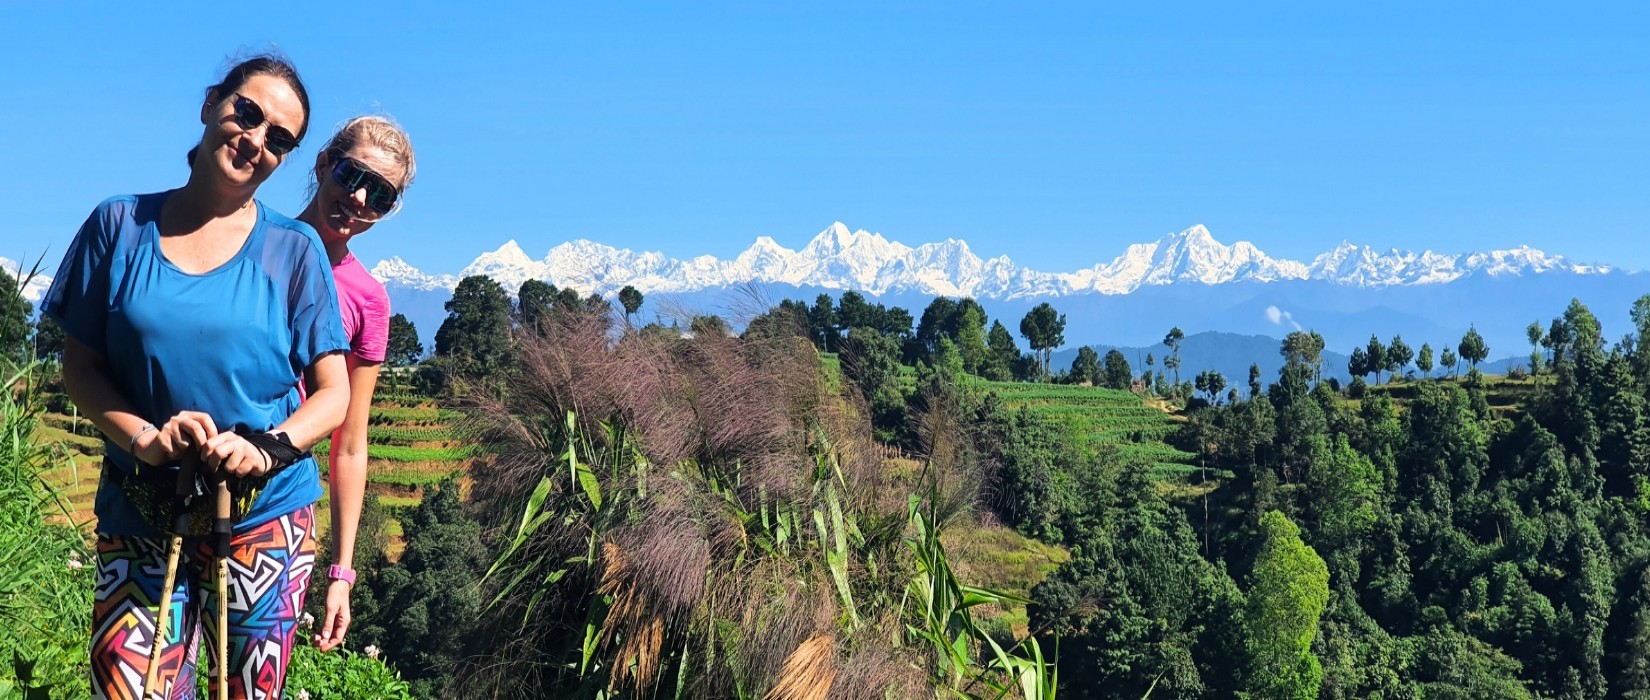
976, 381, 1200, 478
34, 394, 474, 535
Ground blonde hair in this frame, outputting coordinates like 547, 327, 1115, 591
313, 114, 417, 192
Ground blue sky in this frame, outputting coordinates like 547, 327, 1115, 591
2, 2, 1646, 275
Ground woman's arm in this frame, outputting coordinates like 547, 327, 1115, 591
281, 350, 351, 449
329, 354, 378, 568
63, 336, 216, 464
203, 350, 348, 477
315, 354, 380, 652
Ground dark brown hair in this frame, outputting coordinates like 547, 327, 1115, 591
186, 54, 312, 166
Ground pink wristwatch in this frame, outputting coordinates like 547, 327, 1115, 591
328, 565, 357, 586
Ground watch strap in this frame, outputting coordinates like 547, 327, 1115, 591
328, 564, 356, 586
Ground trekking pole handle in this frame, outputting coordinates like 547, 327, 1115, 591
213, 479, 232, 558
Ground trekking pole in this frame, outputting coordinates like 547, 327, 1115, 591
143, 452, 201, 700
213, 477, 232, 700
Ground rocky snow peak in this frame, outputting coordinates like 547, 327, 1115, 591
370, 256, 456, 291
369, 223, 1615, 299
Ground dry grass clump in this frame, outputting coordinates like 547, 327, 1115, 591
455, 307, 949, 697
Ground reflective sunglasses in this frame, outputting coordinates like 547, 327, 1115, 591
327, 150, 401, 219
228, 93, 301, 156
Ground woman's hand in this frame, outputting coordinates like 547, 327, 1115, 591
313, 580, 352, 652
133, 411, 219, 466
199, 431, 272, 478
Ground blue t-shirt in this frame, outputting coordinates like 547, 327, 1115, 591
42, 192, 349, 538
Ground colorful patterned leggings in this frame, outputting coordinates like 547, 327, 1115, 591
90, 505, 316, 700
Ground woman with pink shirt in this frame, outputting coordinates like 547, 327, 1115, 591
294, 115, 415, 651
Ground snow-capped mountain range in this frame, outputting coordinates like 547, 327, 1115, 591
367, 223, 1619, 300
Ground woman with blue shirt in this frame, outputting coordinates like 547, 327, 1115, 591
43, 55, 350, 699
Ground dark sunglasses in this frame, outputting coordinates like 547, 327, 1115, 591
327, 151, 400, 218
228, 94, 301, 156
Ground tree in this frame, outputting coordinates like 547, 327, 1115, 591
1196, 370, 1227, 405
689, 314, 730, 337
1244, 511, 1330, 700
1164, 327, 1186, 391
1632, 294, 1650, 382
836, 290, 872, 334
1282, 330, 1327, 383
516, 279, 558, 332
386, 313, 424, 367
915, 297, 959, 356
1526, 320, 1546, 376
435, 275, 513, 378
808, 294, 837, 352
1458, 326, 1489, 369
955, 305, 990, 376
0, 267, 31, 369
1348, 347, 1369, 382
1071, 346, 1100, 385
1386, 335, 1414, 381
31, 314, 66, 363
1441, 346, 1459, 377
1103, 349, 1133, 391
843, 327, 905, 438
1365, 335, 1388, 385
353, 479, 487, 696
983, 320, 1020, 381
1249, 363, 1263, 399
1020, 303, 1066, 382
618, 285, 644, 326
743, 299, 810, 341
1416, 342, 1434, 378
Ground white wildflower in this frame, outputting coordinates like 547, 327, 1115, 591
299, 611, 315, 628
298, 690, 311, 700
66, 559, 83, 570
364, 644, 380, 660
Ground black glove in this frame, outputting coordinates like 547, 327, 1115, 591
232, 425, 307, 473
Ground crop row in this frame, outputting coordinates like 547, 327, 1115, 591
366, 425, 458, 445
1084, 423, 1176, 441
368, 406, 462, 425
985, 383, 1140, 401
1018, 404, 1165, 420
368, 468, 460, 488
372, 392, 438, 405
313, 441, 477, 462
1116, 442, 1198, 463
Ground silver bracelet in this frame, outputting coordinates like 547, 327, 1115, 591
130, 423, 156, 455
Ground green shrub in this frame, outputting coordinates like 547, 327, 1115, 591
280, 644, 414, 700
0, 364, 96, 700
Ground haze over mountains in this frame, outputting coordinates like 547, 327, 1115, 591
8, 224, 1644, 370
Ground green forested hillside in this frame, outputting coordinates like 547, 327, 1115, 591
9, 282, 1650, 700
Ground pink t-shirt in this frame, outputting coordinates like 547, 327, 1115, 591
333, 252, 390, 363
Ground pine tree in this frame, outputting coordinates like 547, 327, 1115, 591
1070, 346, 1100, 385
1387, 335, 1413, 381
1459, 326, 1490, 369
435, 275, 513, 378
1365, 335, 1388, 385
1103, 349, 1133, 391
1020, 303, 1066, 382
618, 285, 644, 326
1164, 327, 1186, 394
386, 313, 424, 367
